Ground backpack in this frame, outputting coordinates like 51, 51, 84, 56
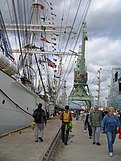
33, 109, 42, 123
63, 111, 70, 122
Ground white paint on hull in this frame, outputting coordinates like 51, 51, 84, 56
0, 70, 55, 135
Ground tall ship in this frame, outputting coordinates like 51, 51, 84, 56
0, 0, 64, 136
0, 0, 92, 135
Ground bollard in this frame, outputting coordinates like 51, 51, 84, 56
31, 122, 35, 130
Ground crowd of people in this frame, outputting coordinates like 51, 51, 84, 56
79, 105, 121, 157
59, 105, 121, 157
32, 103, 121, 157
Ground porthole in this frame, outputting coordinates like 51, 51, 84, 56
2, 100, 5, 104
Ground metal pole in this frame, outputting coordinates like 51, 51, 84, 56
97, 69, 102, 106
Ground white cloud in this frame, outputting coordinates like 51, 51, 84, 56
87, 0, 121, 39
85, 36, 121, 101
90, 0, 119, 11
87, 37, 121, 66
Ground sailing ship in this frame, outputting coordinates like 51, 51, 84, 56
0, 0, 91, 136
0, 0, 63, 136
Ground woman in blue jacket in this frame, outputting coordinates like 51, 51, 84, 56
101, 107, 120, 157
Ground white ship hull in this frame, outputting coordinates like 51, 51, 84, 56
0, 70, 55, 135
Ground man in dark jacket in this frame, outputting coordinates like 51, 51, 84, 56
33, 103, 47, 142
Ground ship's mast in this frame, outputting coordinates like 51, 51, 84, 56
96, 69, 101, 106
27, 0, 39, 81
4, 0, 75, 105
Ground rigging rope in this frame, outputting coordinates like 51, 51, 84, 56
37, 3, 51, 94
6, 0, 13, 22
23, 0, 28, 46
34, 54, 47, 95
73, 0, 91, 51
65, 0, 73, 28
3, 0, 91, 101
58, 0, 92, 91
56, 0, 83, 93
12, 0, 23, 68
57, 0, 66, 51
58, 0, 83, 84
61, 0, 92, 84
63, 0, 83, 52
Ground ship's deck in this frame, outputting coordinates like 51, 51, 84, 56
0, 116, 121, 161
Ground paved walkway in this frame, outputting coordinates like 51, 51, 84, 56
0, 117, 61, 161
54, 117, 121, 161
0, 116, 121, 161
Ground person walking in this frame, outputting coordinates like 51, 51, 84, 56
102, 107, 108, 119
33, 103, 47, 142
85, 109, 92, 139
60, 105, 72, 145
116, 109, 121, 123
90, 105, 102, 145
81, 109, 88, 133
101, 107, 120, 157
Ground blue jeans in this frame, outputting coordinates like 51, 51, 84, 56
92, 127, 101, 143
106, 131, 116, 153
84, 120, 88, 130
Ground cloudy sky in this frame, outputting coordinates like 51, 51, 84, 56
53, 0, 121, 105
1, 0, 121, 106
86, 0, 121, 105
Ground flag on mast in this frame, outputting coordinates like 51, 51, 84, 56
40, 4, 44, 10
47, 58, 56, 68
